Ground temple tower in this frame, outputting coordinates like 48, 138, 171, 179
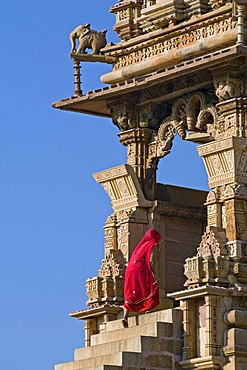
53, 1, 247, 369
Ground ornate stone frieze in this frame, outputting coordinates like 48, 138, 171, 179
109, 0, 234, 44
136, 70, 212, 106
109, 12, 237, 71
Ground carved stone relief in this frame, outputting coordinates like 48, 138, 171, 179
112, 102, 138, 131
147, 92, 217, 168
197, 226, 228, 258
209, 0, 232, 10
111, 13, 237, 70
98, 249, 125, 279
138, 102, 166, 129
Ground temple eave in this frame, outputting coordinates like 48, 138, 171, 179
52, 45, 247, 117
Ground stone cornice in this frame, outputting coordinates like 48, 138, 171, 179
69, 304, 122, 320
168, 285, 233, 300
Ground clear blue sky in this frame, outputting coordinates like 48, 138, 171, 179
0, 1, 209, 370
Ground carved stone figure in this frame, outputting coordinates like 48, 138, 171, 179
70, 23, 107, 55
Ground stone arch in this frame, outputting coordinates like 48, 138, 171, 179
186, 92, 208, 130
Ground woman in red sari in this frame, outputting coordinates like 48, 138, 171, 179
122, 229, 162, 327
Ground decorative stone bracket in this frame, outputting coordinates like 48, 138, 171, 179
198, 136, 247, 189
93, 164, 152, 211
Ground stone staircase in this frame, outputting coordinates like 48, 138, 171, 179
55, 308, 183, 370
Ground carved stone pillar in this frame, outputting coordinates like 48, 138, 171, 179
181, 300, 196, 361
205, 295, 221, 357
72, 58, 82, 97
235, 1, 247, 46
171, 286, 229, 369
84, 318, 97, 347
119, 128, 155, 199
205, 189, 222, 228
104, 213, 118, 253
198, 137, 247, 245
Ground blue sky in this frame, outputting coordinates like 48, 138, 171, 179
0, 1, 209, 370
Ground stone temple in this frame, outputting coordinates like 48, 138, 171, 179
52, 1, 247, 369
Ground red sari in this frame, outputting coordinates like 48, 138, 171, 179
124, 229, 162, 313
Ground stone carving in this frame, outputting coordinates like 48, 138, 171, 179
138, 103, 165, 129
93, 164, 152, 212
209, 0, 232, 10
104, 213, 117, 251
112, 15, 237, 70
198, 137, 247, 189
147, 92, 217, 165
221, 182, 247, 200
157, 119, 186, 156
110, 0, 233, 42
70, 23, 107, 55
112, 104, 137, 131
214, 78, 242, 101
197, 226, 227, 258
206, 188, 221, 204
98, 249, 125, 279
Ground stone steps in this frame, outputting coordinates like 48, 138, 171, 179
55, 309, 183, 370
75, 334, 181, 361
84, 321, 173, 351
91, 308, 182, 346
56, 349, 177, 370
55, 352, 141, 370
